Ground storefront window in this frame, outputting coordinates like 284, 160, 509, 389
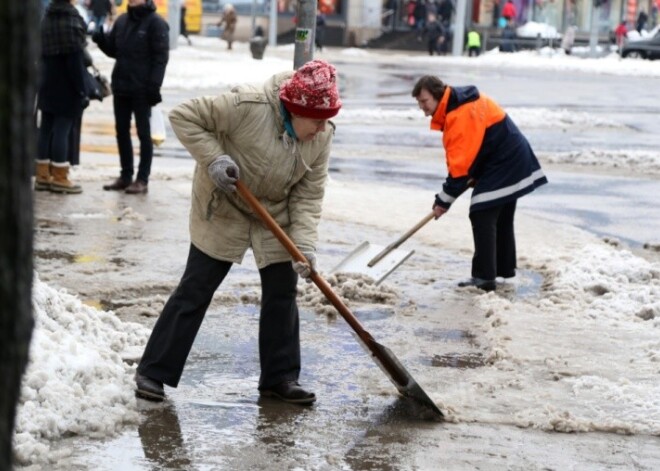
278, 0, 343, 15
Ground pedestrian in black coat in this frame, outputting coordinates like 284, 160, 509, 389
180, 4, 192, 45
423, 13, 445, 55
437, 0, 453, 26
36, 0, 89, 194
315, 10, 326, 51
93, 0, 169, 194
86, 0, 113, 32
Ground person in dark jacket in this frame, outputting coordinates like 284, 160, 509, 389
315, 9, 326, 51
437, 0, 453, 26
92, 0, 169, 194
180, 4, 192, 46
412, 75, 547, 292
413, 0, 427, 39
636, 10, 648, 33
86, 0, 113, 32
422, 13, 445, 55
500, 22, 517, 52
36, 0, 90, 194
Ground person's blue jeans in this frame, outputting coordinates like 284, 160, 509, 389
91, 14, 106, 32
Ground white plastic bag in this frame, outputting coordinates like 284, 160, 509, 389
150, 105, 166, 146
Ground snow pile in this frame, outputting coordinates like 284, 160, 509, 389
463, 243, 660, 434
542, 149, 660, 174
335, 106, 625, 129
541, 244, 660, 323
506, 107, 625, 129
13, 276, 150, 466
410, 47, 660, 78
516, 21, 561, 39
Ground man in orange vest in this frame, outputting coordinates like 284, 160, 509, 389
413, 75, 547, 292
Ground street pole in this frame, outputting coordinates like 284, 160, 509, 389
452, 0, 467, 56
293, 0, 316, 69
268, 0, 277, 47
589, 1, 599, 57
250, 0, 256, 35
168, 0, 181, 51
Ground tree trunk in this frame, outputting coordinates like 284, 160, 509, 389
0, 0, 39, 468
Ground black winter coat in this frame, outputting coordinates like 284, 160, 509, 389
93, 1, 169, 97
424, 19, 446, 42
37, 2, 88, 119
88, 0, 113, 17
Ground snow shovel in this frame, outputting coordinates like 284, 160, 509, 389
236, 181, 443, 419
331, 211, 435, 285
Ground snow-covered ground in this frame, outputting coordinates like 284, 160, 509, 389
15, 36, 660, 467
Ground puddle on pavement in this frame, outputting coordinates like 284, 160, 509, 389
429, 352, 486, 369
414, 327, 477, 344
34, 250, 131, 268
353, 307, 395, 321
34, 249, 77, 263
34, 218, 75, 235
497, 270, 544, 300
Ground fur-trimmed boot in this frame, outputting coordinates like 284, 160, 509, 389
35, 160, 52, 191
50, 163, 82, 194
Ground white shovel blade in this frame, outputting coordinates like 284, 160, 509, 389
331, 241, 414, 285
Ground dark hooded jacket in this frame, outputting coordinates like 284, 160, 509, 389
37, 0, 88, 118
93, 0, 169, 96
431, 85, 547, 213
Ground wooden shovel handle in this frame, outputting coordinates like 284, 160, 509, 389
367, 211, 435, 267
236, 180, 409, 386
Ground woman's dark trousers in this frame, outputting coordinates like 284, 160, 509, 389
469, 200, 517, 281
38, 111, 75, 164
138, 244, 301, 390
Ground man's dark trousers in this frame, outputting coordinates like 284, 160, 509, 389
469, 200, 517, 281
114, 94, 152, 184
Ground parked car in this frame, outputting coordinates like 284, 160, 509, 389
621, 30, 660, 59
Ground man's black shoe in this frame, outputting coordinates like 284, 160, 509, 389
103, 177, 132, 191
260, 381, 316, 405
135, 373, 165, 401
457, 277, 496, 292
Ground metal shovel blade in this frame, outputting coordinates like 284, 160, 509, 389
235, 181, 442, 419
352, 332, 444, 418
331, 241, 414, 285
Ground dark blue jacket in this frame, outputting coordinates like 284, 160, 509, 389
432, 86, 547, 213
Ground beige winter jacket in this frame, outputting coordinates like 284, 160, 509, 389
169, 71, 334, 269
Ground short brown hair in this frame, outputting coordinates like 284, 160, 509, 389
412, 76, 446, 100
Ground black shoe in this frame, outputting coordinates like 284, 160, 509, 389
135, 373, 165, 401
125, 179, 148, 194
103, 177, 132, 191
457, 277, 496, 292
260, 381, 316, 405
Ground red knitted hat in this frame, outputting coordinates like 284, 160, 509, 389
279, 60, 342, 120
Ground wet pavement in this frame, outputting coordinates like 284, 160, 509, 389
31, 47, 660, 470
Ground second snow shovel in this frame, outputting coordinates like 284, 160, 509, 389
331, 211, 435, 284
236, 181, 443, 419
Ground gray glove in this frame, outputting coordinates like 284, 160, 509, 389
208, 155, 239, 193
292, 252, 317, 282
